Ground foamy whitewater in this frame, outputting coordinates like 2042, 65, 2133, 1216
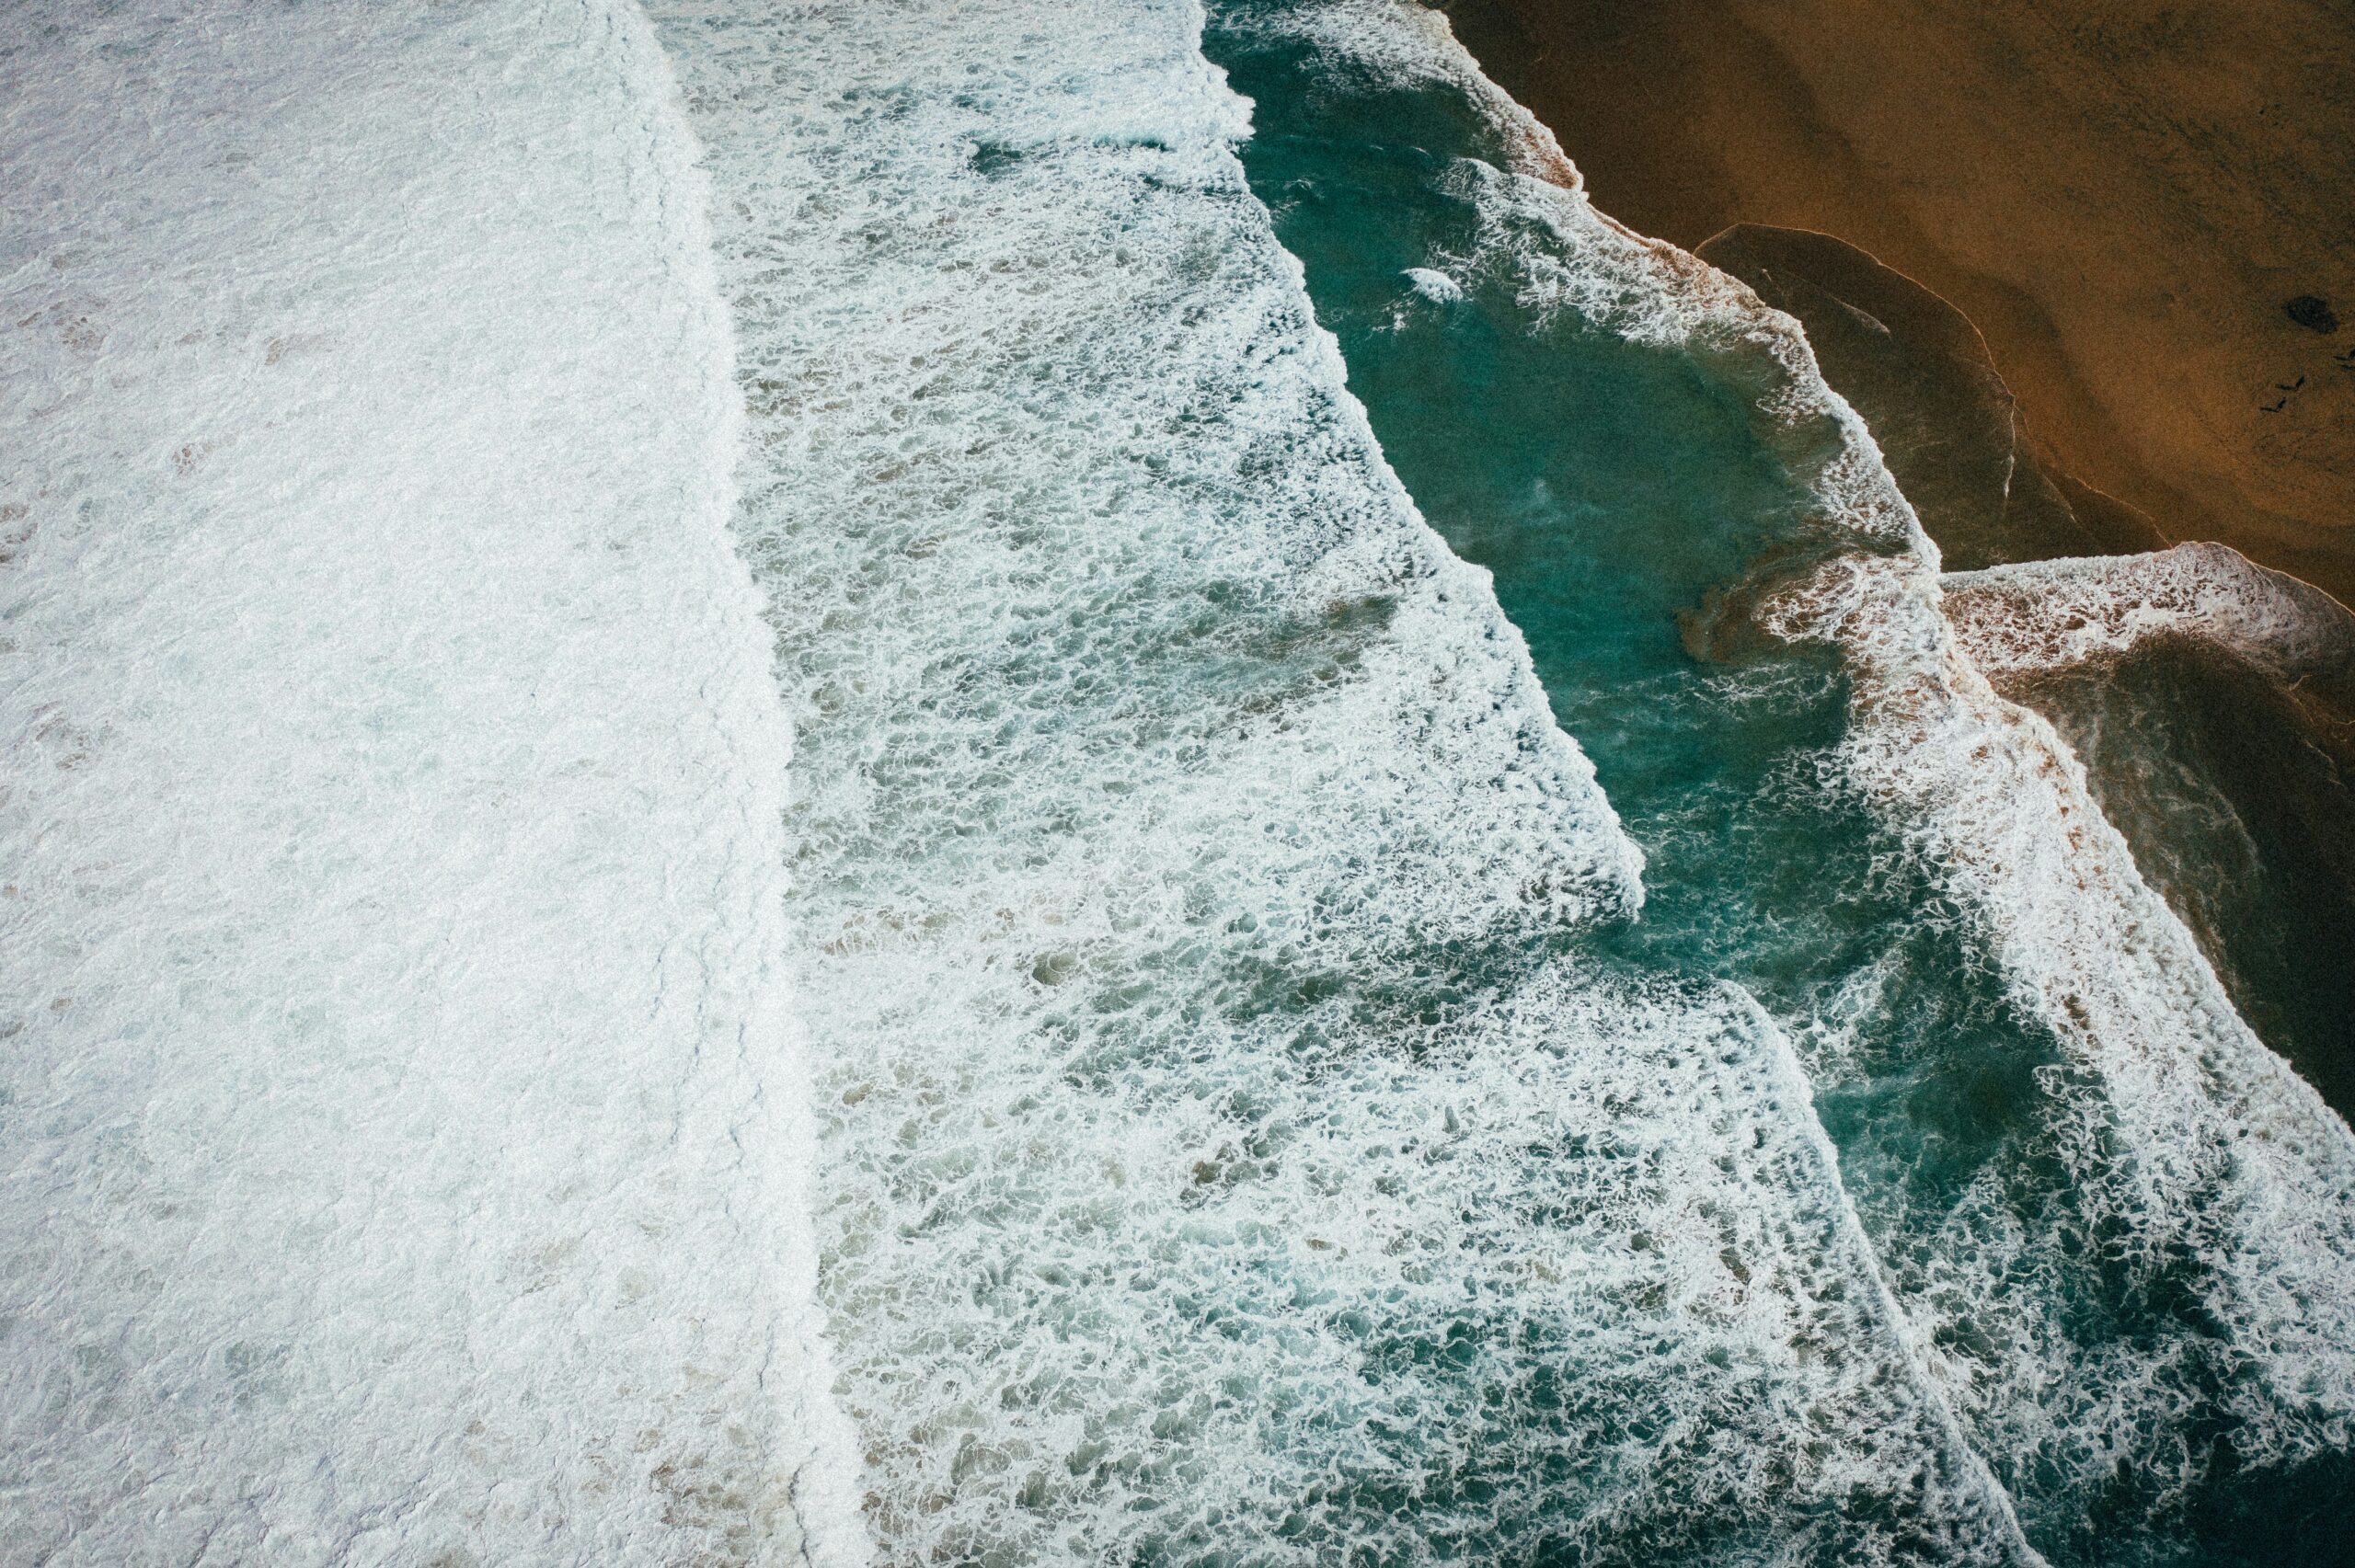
1944, 543, 2355, 686
6, 0, 2352, 1562
636, 1, 2043, 1560
1, 3, 855, 1561
1202, 0, 2355, 1556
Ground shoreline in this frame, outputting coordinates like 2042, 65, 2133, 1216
1435, 0, 2355, 1115
1440, 0, 2355, 604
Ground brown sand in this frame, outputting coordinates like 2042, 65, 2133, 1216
1695, 223, 2167, 569
1441, 0, 2355, 602
2009, 633, 2355, 1117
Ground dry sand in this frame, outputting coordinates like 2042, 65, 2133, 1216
1442, 0, 2355, 602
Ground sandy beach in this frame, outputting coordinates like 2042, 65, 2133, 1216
1442, 0, 2355, 603
1438, 0, 2355, 1114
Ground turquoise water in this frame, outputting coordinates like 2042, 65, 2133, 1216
619, 0, 2355, 1559
1203, 5, 2355, 1562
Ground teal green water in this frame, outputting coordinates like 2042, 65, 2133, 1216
1202, 6, 2354, 1562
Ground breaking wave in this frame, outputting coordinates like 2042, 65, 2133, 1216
643, 0, 2032, 1560
1208, 0, 2355, 1554
1, 0, 859, 1560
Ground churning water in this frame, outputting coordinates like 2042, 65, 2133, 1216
6, 0, 2349, 1562
646, 0, 2354, 1561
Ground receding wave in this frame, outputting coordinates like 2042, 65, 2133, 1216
1212, 0, 2355, 1551
642, 0, 2036, 1559
1944, 541, 2355, 685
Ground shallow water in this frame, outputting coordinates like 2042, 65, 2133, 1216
644, 0, 2033, 1561
1203, 3, 2355, 1562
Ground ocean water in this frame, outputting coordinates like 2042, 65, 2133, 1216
1199, 3, 2355, 1562
0, 1, 853, 1561
647, 0, 2027, 1562
6, 0, 2352, 1563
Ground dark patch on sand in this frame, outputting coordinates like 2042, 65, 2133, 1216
1695, 223, 2166, 568
2286, 294, 2340, 335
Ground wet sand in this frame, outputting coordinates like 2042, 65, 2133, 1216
1434, 0, 2355, 1112
1442, 0, 2355, 603
1694, 223, 2167, 570
2010, 632, 2355, 1119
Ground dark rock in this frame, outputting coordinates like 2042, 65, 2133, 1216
2286, 294, 2339, 333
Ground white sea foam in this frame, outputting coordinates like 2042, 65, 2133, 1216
1255, 0, 2355, 1522
0, 3, 859, 1561
1403, 266, 1465, 303
1760, 548, 2355, 1395
642, 0, 2036, 1559
1944, 540, 2355, 683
